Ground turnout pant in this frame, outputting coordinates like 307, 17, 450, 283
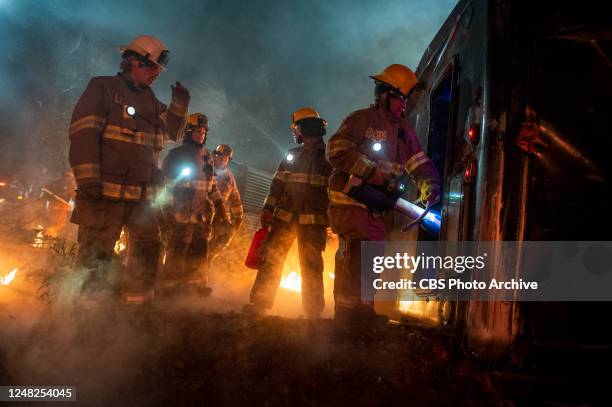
208, 218, 237, 261
163, 220, 211, 285
328, 205, 385, 313
72, 196, 161, 304
249, 218, 326, 316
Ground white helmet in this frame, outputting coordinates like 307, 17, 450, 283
119, 35, 170, 69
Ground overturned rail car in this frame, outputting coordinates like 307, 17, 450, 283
393, 0, 612, 358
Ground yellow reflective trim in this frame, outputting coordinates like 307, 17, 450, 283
349, 156, 374, 178
70, 115, 106, 136
72, 163, 100, 180
284, 173, 328, 187
101, 181, 148, 201
327, 139, 356, 155
298, 213, 328, 225
123, 185, 143, 200
328, 190, 367, 208
406, 152, 430, 173
273, 208, 293, 222
101, 181, 122, 199
102, 125, 164, 149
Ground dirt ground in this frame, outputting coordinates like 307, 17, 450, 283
0, 224, 509, 407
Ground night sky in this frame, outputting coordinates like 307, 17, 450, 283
0, 0, 456, 177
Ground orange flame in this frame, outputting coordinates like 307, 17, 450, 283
1, 268, 18, 286
114, 229, 127, 255
280, 270, 302, 293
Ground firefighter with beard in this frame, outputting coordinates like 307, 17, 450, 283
326, 64, 441, 326
161, 113, 227, 295
244, 108, 332, 319
69, 35, 190, 305
208, 144, 244, 261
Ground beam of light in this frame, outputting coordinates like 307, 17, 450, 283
539, 121, 597, 170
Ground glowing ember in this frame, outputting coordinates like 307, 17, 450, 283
1, 268, 18, 286
280, 271, 302, 293
398, 299, 440, 323
114, 229, 127, 254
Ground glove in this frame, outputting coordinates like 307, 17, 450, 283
78, 185, 102, 199
366, 167, 384, 186
171, 81, 190, 106
260, 209, 273, 227
421, 183, 441, 207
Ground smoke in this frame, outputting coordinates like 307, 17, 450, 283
0, 0, 456, 178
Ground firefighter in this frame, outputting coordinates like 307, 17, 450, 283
244, 108, 332, 319
326, 64, 441, 326
208, 144, 244, 261
161, 113, 227, 295
69, 35, 190, 305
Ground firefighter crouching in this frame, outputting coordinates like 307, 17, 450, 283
244, 108, 332, 319
161, 113, 227, 295
208, 144, 244, 261
326, 64, 441, 325
69, 35, 190, 305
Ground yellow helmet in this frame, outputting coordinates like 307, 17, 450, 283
290, 107, 327, 129
370, 64, 417, 97
187, 113, 209, 129
119, 35, 170, 69
214, 144, 234, 159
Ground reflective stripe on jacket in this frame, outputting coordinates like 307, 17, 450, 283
326, 105, 439, 207
216, 168, 244, 219
162, 140, 222, 224
263, 139, 332, 225
69, 73, 188, 201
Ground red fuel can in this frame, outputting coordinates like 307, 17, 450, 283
244, 227, 269, 269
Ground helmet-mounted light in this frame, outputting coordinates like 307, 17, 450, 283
180, 167, 192, 177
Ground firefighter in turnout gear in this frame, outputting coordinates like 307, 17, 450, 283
161, 113, 227, 295
326, 64, 441, 325
244, 108, 332, 319
69, 35, 190, 305
209, 144, 244, 261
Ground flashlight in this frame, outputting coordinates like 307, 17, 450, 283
286, 153, 294, 162
372, 142, 382, 152
126, 106, 136, 117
